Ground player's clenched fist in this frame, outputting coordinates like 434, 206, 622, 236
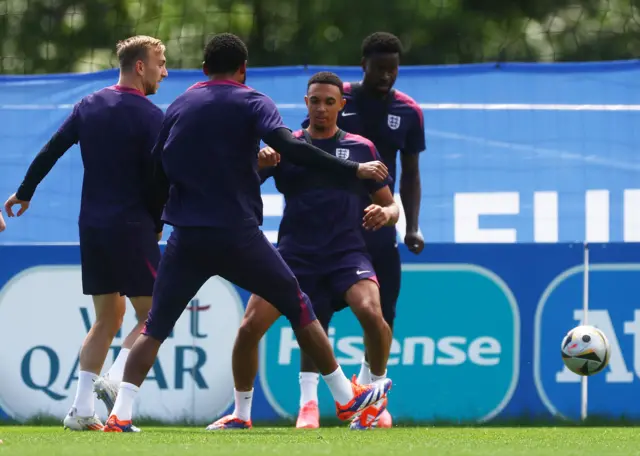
356, 160, 388, 182
258, 146, 280, 169
362, 204, 393, 231
405, 231, 425, 254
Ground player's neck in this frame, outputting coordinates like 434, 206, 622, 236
306, 125, 339, 140
208, 73, 242, 84
116, 76, 145, 96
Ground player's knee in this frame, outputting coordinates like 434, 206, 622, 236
236, 317, 268, 347
94, 305, 125, 336
352, 295, 384, 326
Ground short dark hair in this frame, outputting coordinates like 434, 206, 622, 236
307, 71, 343, 95
361, 32, 403, 58
203, 33, 248, 75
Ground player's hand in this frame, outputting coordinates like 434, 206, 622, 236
0, 212, 5, 233
356, 161, 388, 182
4, 193, 30, 217
405, 230, 425, 254
363, 204, 392, 231
258, 146, 280, 169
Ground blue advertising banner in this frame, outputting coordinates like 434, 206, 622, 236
0, 242, 638, 424
3, 62, 640, 244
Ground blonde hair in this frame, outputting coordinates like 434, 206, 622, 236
116, 35, 165, 71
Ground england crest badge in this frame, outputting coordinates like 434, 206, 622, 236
388, 114, 401, 130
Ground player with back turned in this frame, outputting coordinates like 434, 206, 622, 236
298, 32, 426, 428
3, 36, 168, 431
207, 71, 398, 431
102, 33, 392, 433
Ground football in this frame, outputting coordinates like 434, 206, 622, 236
561, 325, 611, 376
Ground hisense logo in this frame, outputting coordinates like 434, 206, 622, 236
277, 327, 502, 367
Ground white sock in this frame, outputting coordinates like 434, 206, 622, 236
299, 372, 319, 407
109, 382, 139, 421
357, 359, 372, 384
72, 371, 98, 417
371, 370, 387, 384
322, 366, 353, 405
106, 348, 130, 384
233, 389, 253, 422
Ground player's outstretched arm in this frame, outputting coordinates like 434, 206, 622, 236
263, 128, 388, 183
5, 125, 78, 217
363, 186, 399, 231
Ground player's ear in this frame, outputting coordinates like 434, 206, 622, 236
304, 95, 309, 108
361, 57, 367, 72
202, 62, 209, 76
135, 59, 145, 76
339, 97, 346, 110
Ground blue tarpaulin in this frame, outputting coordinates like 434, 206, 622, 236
2, 61, 639, 243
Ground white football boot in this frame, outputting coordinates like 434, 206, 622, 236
63, 407, 103, 431
93, 374, 119, 415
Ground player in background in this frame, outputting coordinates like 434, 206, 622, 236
103, 33, 391, 433
208, 71, 398, 431
299, 31, 426, 428
3, 36, 168, 431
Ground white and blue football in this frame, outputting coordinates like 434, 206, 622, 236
561, 325, 611, 376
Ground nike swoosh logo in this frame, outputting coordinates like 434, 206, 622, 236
356, 270, 370, 275
341, 112, 357, 117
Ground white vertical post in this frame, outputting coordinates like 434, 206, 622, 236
581, 241, 590, 421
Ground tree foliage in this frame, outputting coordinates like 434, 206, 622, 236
1, 0, 639, 74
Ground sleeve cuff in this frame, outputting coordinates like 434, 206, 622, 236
15, 184, 34, 202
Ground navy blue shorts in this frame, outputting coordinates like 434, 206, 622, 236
284, 250, 378, 328
79, 224, 160, 297
329, 227, 401, 327
143, 226, 315, 343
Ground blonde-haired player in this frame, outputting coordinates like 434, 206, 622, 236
4, 35, 168, 431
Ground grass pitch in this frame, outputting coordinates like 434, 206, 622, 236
0, 426, 639, 456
